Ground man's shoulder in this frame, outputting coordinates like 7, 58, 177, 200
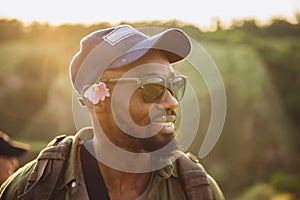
0, 160, 36, 199
176, 152, 225, 200
0, 134, 77, 200
207, 174, 225, 200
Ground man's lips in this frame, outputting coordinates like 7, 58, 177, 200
152, 115, 176, 134
152, 115, 176, 124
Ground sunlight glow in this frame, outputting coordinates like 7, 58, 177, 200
1, 0, 299, 29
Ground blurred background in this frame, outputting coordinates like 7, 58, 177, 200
1, 0, 300, 199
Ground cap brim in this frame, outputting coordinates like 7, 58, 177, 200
108, 28, 191, 69
0, 138, 30, 157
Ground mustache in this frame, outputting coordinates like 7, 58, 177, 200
149, 107, 177, 122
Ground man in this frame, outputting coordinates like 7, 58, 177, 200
0, 131, 29, 185
0, 25, 224, 199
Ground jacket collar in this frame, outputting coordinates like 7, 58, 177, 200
57, 127, 179, 189
57, 128, 93, 189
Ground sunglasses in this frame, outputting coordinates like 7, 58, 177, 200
101, 75, 187, 103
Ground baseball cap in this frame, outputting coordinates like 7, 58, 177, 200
70, 25, 191, 95
0, 131, 30, 157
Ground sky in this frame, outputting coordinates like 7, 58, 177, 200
1, 0, 299, 29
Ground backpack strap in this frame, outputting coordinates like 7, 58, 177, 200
17, 135, 73, 200
80, 143, 110, 200
177, 152, 213, 200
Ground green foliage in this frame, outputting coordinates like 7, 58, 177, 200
0, 40, 65, 137
270, 173, 300, 198
255, 39, 300, 129
238, 183, 277, 200
236, 173, 300, 200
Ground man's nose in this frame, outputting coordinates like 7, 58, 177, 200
158, 89, 178, 110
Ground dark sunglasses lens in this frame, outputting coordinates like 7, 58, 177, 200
142, 77, 164, 102
172, 77, 186, 101
143, 84, 165, 102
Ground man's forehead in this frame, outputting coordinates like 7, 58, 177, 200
135, 66, 176, 77
102, 63, 175, 79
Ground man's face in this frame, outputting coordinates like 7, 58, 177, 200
95, 50, 181, 156
0, 155, 18, 184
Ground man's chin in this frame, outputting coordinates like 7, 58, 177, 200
141, 133, 181, 159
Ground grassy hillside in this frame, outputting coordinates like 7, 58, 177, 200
197, 41, 299, 198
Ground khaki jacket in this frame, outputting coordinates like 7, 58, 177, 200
0, 129, 224, 200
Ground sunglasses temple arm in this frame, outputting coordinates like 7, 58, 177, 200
100, 78, 141, 84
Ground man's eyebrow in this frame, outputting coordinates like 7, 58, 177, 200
138, 72, 159, 77
137, 71, 176, 77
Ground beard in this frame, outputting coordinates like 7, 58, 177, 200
117, 128, 181, 162
105, 107, 181, 160
140, 132, 182, 168
140, 133, 178, 154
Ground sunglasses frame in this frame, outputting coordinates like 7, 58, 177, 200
100, 75, 187, 103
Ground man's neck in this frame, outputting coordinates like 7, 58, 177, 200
89, 133, 154, 200
98, 161, 152, 200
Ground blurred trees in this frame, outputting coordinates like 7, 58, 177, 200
0, 17, 299, 198
200, 17, 300, 198
0, 19, 23, 41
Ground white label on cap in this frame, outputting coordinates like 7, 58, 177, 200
103, 26, 139, 46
